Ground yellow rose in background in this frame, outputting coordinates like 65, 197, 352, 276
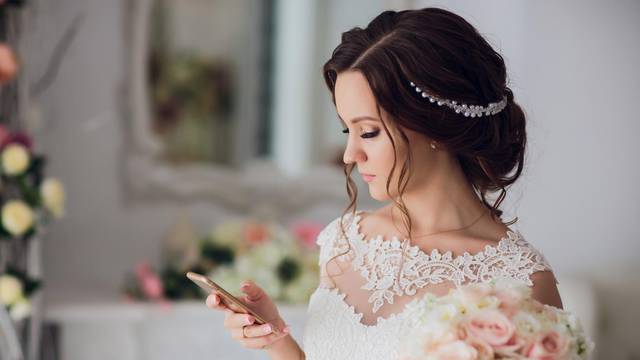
0, 274, 23, 305
1, 143, 30, 176
41, 178, 66, 218
2, 200, 34, 236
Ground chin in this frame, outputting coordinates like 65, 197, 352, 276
369, 187, 392, 202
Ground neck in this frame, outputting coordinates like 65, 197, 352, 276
390, 154, 490, 237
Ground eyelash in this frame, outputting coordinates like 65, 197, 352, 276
342, 128, 380, 139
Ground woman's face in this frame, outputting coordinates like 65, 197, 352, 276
334, 70, 434, 201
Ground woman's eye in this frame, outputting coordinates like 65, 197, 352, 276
361, 130, 379, 139
341, 128, 379, 139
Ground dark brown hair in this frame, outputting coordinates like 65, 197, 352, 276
321, 8, 527, 284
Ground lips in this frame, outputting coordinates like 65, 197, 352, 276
360, 173, 375, 182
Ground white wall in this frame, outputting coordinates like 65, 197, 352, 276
21, 0, 640, 357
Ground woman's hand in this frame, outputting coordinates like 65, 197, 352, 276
205, 280, 291, 350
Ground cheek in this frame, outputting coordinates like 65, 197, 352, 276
368, 138, 397, 178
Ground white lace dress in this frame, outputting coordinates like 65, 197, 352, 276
301, 210, 555, 360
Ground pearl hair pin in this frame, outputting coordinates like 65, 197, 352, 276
409, 81, 508, 117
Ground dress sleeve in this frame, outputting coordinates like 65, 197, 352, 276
513, 238, 558, 286
315, 216, 342, 266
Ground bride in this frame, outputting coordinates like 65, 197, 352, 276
205, 7, 562, 359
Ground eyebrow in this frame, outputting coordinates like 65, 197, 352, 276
338, 115, 380, 126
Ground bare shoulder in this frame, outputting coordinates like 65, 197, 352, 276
530, 270, 563, 309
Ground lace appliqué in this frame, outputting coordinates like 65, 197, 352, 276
316, 211, 554, 314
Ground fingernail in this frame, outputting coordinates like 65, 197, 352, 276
246, 315, 254, 324
263, 324, 272, 333
283, 326, 290, 333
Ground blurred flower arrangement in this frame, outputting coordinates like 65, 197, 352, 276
0, 125, 66, 321
122, 214, 323, 305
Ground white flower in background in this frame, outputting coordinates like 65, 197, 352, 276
208, 265, 243, 297
9, 296, 31, 321
235, 254, 283, 299
40, 178, 66, 218
282, 270, 317, 303
1, 143, 30, 176
0, 274, 23, 305
1, 200, 34, 236
247, 240, 290, 270
243, 265, 282, 300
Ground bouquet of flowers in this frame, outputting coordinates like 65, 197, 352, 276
399, 278, 594, 360
122, 216, 322, 305
203, 219, 321, 304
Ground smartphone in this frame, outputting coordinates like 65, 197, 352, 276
186, 271, 277, 333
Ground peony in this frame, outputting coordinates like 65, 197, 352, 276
41, 178, 66, 218
2, 200, 34, 236
462, 309, 515, 347
523, 330, 570, 359
0, 274, 24, 305
1, 143, 30, 176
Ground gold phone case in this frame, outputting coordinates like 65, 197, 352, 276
186, 272, 277, 332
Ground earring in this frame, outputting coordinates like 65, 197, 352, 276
430, 142, 437, 150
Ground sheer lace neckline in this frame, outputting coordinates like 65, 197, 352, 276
350, 209, 522, 260
317, 210, 528, 328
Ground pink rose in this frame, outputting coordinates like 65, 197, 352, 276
135, 261, 165, 300
462, 309, 515, 347
243, 222, 269, 246
290, 221, 322, 249
523, 331, 569, 360
0, 43, 18, 85
494, 333, 526, 358
457, 324, 494, 359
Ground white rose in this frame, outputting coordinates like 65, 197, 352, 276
40, 178, 66, 218
430, 340, 478, 360
9, 296, 31, 321
0, 274, 24, 305
1, 143, 30, 176
2, 200, 35, 236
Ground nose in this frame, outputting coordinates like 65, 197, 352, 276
343, 139, 366, 165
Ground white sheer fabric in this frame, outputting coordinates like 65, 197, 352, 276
302, 210, 555, 359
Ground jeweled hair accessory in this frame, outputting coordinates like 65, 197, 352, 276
409, 81, 508, 117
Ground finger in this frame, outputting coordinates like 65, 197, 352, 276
205, 293, 227, 311
240, 280, 266, 303
224, 312, 255, 329
235, 322, 275, 338
238, 329, 290, 349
